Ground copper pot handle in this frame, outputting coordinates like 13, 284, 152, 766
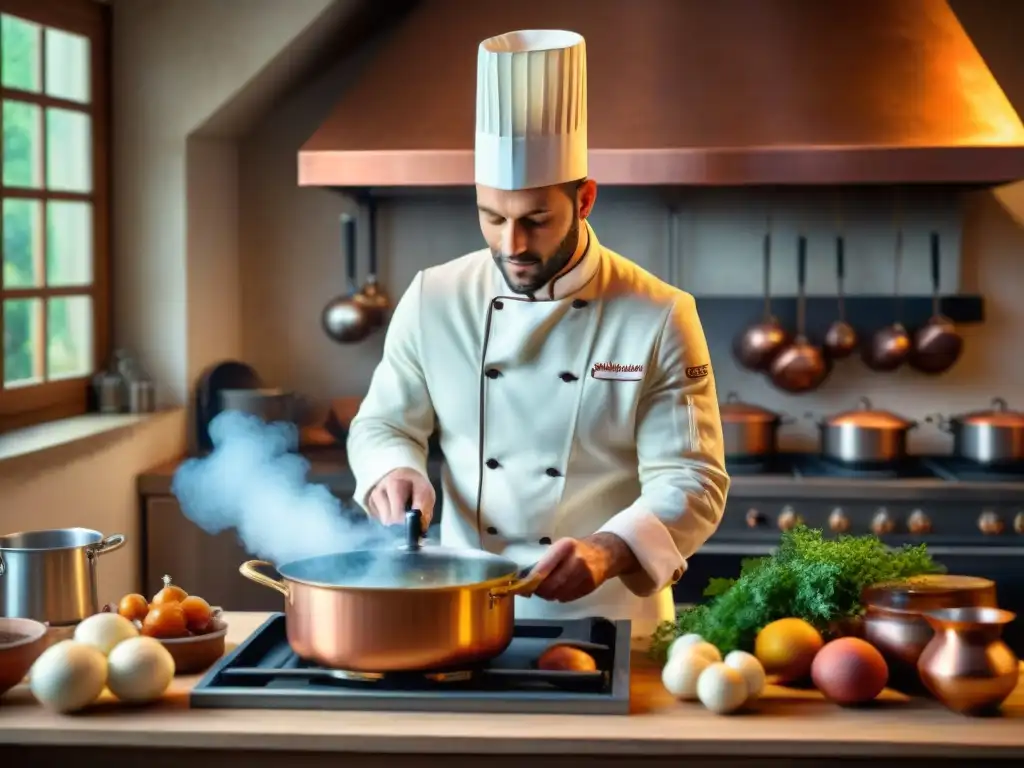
489, 562, 545, 601
239, 560, 290, 597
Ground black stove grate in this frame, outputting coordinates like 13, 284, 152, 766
728, 452, 1024, 483
190, 613, 632, 714
922, 456, 1024, 483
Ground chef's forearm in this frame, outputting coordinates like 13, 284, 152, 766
348, 420, 431, 501
598, 293, 730, 596
585, 532, 641, 578
346, 271, 437, 509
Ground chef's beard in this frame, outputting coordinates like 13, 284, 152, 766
492, 216, 580, 296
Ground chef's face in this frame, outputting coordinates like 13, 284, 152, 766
477, 179, 597, 295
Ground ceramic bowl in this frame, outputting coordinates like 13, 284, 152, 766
0, 617, 49, 697
154, 615, 228, 675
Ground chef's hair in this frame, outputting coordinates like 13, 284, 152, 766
558, 177, 587, 202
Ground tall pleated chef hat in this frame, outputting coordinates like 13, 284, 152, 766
475, 30, 588, 191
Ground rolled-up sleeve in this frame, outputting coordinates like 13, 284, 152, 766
347, 271, 436, 511
597, 292, 730, 596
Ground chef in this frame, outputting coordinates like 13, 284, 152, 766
347, 29, 729, 637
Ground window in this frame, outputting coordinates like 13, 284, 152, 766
0, 0, 108, 433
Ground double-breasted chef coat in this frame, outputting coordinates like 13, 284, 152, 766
347, 222, 731, 638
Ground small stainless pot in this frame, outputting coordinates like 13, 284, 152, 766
933, 398, 1024, 465
220, 388, 311, 428
719, 392, 791, 459
818, 397, 917, 464
0, 528, 126, 625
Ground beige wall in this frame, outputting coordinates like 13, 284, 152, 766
0, 0, 347, 603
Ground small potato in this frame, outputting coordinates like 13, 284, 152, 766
537, 644, 598, 672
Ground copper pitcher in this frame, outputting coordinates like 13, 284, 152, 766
861, 575, 996, 693
917, 607, 1019, 716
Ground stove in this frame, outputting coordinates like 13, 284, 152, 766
191, 614, 632, 714
677, 452, 1024, 658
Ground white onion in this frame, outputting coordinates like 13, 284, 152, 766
30, 640, 108, 713
73, 612, 139, 656
106, 637, 176, 703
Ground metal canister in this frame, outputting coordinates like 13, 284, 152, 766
93, 369, 126, 413
129, 379, 156, 413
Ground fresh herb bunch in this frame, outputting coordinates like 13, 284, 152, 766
650, 525, 943, 661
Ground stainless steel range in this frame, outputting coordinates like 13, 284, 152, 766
675, 453, 1024, 656
191, 614, 631, 714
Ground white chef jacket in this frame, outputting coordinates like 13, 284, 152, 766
347, 222, 730, 637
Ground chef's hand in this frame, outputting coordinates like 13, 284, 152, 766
530, 533, 640, 603
368, 467, 436, 528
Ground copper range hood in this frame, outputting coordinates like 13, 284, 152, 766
299, 0, 1024, 188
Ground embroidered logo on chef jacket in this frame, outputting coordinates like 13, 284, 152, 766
590, 362, 644, 381
685, 364, 710, 379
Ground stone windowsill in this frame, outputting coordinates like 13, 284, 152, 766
0, 411, 175, 465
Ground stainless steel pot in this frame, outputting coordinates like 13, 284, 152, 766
818, 397, 917, 464
0, 528, 126, 625
719, 392, 791, 459
220, 388, 311, 427
933, 398, 1024, 465
239, 510, 542, 672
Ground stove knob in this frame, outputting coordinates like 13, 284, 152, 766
978, 511, 1005, 536
828, 508, 850, 533
907, 509, 932, 535
778, 507, 803, 531
1015, 512, 1024, 535
746, 508, 766, 528
871, 509, 895, 536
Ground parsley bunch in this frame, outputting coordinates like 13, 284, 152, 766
650, 525, 943, 660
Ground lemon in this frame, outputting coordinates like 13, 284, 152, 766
754, 618, 824, 683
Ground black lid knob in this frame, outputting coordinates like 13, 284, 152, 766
405, 509, 423, 551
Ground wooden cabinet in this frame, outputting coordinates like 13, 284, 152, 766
143, 497, 284, 611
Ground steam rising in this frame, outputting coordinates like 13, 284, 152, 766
171, 411, 388, 568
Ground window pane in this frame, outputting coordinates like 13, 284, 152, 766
45, 28, 90, 104
3, 297, 42, 387
3, 198, 42, 288
3, 99, 42, 187
46, 201, 93, 286
46, 108, 91, 192
0, 14, 40, 92
47, 295, 92, 380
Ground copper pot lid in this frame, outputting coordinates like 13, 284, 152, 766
954, 397, 1024, 428
862, 574, 995, 612
719, 392, 782, 424
823, 396, 916, 429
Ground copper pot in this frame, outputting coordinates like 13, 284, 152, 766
918, 607, 1019, 716
719, 392, 793, 459
861, 575, 996, 692
239, 511, 541, 672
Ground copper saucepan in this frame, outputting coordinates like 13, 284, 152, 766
239, 510, 542, 672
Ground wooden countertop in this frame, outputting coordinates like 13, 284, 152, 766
1, 612, 1022, 759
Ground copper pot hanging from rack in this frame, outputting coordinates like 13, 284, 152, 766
733, 215, 790, 372
353, 194, 391, 329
